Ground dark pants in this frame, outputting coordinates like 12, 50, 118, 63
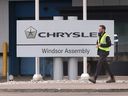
94, 53, 114, 80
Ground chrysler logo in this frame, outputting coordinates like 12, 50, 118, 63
25, 26, 37, 39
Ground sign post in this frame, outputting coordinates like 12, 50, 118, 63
33, 0, 42, 81
80, 0, 90, 80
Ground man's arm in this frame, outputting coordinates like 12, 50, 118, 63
100, 36, 111, 48
96, 40, 98, 45
96, 40, 99, 48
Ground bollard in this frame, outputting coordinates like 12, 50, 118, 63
2, 42, 8, 78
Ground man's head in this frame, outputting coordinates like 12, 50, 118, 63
99, 25, 106, 33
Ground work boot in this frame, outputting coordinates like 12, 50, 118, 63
89, 78, 96, 84
106, 78, 115, 83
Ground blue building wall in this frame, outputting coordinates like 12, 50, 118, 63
9, 1, 71, 76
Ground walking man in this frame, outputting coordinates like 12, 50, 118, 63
89, 25, 115, 84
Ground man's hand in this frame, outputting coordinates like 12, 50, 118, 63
96, 44, 100, 48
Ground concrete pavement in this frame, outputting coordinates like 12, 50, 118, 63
0, 76, 128, 92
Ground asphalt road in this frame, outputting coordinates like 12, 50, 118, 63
0, 92, 128, 96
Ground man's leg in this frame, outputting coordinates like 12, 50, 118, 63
94, 57, 103, 80
89, 56, 103, 83
103, 61, 115, 83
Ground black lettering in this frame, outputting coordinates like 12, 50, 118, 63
38, 32, 46, 38
56, 32, 65, 37
38, 32, 98, 38
90, 32, 97, 37
73, 32, 80, 38
47, 32, 56, 37
81, 32, 89, 37
65, 32, 72, 37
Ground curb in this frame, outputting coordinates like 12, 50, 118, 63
0, 89, 128, 92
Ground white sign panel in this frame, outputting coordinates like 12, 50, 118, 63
17, 20, 114, 57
